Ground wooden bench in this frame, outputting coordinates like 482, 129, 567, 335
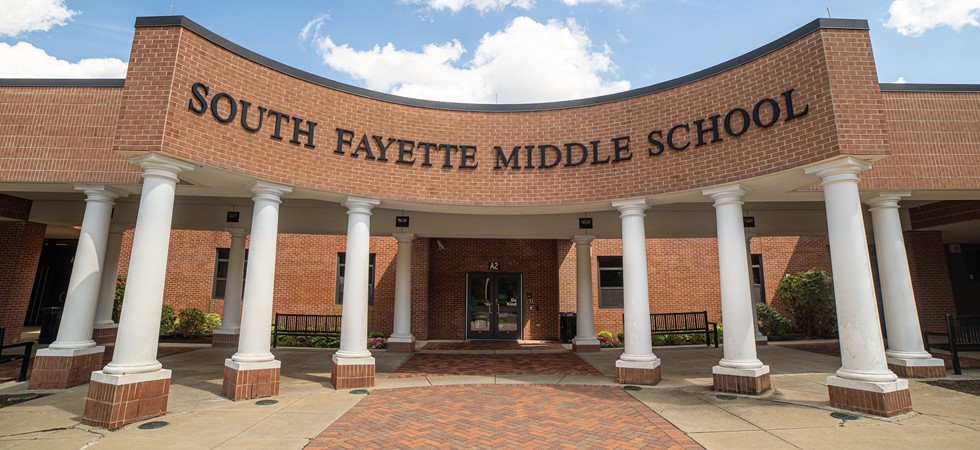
650, 311, 719, 348
0, 326, 35, 382
924, 314, 980, 375
272, 313, 341, 348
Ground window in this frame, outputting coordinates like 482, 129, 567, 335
336, 252, 376, 305
212, 248, 248, 299
597, 256, 624, 309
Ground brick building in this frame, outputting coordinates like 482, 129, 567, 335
1, 16, 978, 425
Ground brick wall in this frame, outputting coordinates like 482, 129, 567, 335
427, 238, 559, 340
908, 201, 980, 229
0, 221, 45, 344
0, 194, 31, 220
904, 231, 958, 332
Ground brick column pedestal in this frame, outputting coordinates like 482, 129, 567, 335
222, 360, 280, 400
616, 363, 662, 386
828, 378, 912, 417
331, 357, 376, 389
29, 347, 105, 389
713, 367, 771, 395
387, 340, 415, 352
211, 331, 239, 348
888, 362, 946, 378
573, 342, 600, 352
92, 326, 118, 345
83, 370, 171, 429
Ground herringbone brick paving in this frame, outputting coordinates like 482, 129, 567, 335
308, 385, 703, 449
390, 353, 603, 378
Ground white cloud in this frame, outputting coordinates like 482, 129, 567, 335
561, 0, 624, 6
405, 0, 534, 13
300, 14, 329, 41
894, 76, 908, 83
885, 0, 980, 36
311, 16, 630, 103
0, 42, 127, 78
0, 0, 77, 37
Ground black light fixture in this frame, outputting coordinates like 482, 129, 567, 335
579, 217, 593, 229
396, 216, 410, 228
226, 211, 240, 223
743, 216, 755, 228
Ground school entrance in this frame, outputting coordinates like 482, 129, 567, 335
466, 273, 522, 340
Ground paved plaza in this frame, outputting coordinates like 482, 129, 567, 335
1, 342, 979, 449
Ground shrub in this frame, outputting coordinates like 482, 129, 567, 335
205, 313, 221, 333
112, 275, 126, 323
597, 330, 613, 339
775, 269, 837, 338
756, 303, 792, 340
176, 307, 218, 337
617, 332, 624, 342
160, 304, 178, 336
368, 331, 386, 338
368, 336, 388, 349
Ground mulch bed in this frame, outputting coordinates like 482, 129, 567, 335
780, 341, 980, 370
922, 380, 980, 397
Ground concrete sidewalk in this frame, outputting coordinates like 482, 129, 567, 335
1, 343, 978, 449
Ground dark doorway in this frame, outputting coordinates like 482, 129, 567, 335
466, 273, 522, 340
24, 239, 77, 326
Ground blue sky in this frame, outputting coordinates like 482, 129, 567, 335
1, 0, 978, 103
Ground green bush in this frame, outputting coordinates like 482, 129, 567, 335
112, 275, 126, 323
176, 307, 218, 337
617, 332, 624, 342
368, 331, 386, 338
160, 304, 178, 336
756, 303, 792, 340
597, 330, 613, 339
775, 269, 837, 338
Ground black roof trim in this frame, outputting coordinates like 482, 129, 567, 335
0, 79, 124, 87
135, 15, 869, 112
880, 83, 980, 93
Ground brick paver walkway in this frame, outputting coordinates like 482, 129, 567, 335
420, 341, 566, 351
390, 353, 603, 378
309, 385, 702, 449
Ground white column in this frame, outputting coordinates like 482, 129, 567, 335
44, 186, 126, 352
334, 197, 381, 365
865, 193, 944, 368
102, 154, 194, 375
745, 233, 767, 343
611, 199, 660, 370
93, 225, 127, 330
703, 185, 768, 378
214, 227, 248, 335
389, 233, 415, 345
230, 182, 292, 365
804, 158, 902, 390
572, 235, 600, 348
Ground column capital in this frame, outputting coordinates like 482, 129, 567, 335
225, 227, 249, 238
804, 157, 872, 185
129, 154, 196, 182
572, 235, 595, 245
393, 233, 415, 243
246, 181, 292, 202
864, 191, 911, 210
343, 196, 381, 214
74, 184, 129, 204
702, 184, 751, 205
611, 198, 649, 216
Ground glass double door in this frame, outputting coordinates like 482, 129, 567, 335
466, 273, 522, 340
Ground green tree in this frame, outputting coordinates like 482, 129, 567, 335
775, 269, 836, 338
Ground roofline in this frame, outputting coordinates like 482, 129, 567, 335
880, 83, 980, 93
0, 79, 124, 87
131, 15, 870, 112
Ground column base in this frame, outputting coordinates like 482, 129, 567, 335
615, 359, 662, 385
211, 332, 240, 349
331, 355, 376, 389
827, 376, 912, 417
887, 357, 947, 378
83, 370, 171, 429
713, 366, 771, 395
755, 336, 769, 346
573, 337, 601, 352
29, 346, 105, 390
387, 337, 415, 352
222, 360, 280, 401
92, 325, 118, 345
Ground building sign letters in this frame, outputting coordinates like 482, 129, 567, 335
188, 82, 809, 171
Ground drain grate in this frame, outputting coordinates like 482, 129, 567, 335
137, 421, 169, 430
350, 389, 370, 395
830, 412, 861, 421
255, 399, 279, 406
716, 394, 738, 401
623, 385, 642, 391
